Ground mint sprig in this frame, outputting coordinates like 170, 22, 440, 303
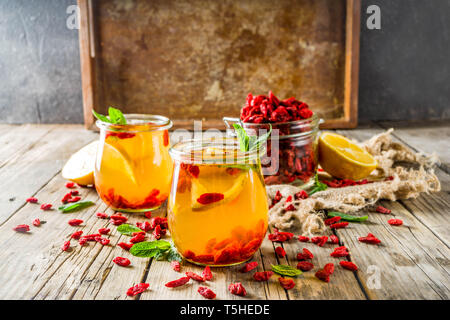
233, 123, 272, 152
271, 264, 302, 277
58, 201, 95, 213
117, 224, 143, 236
328, 211, 368, 222
129, 240, 182, 262
308, 174, 328, 196
92, 107, 127, 125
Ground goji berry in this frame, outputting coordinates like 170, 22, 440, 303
70, 190, 79, 196
202, 266, 213, 281
150, 216, 168, 229
40, 203, 52, 210
98, 228, 110, 235
196, 193, 224, 205
32, 219, 41, 227
61, 192, 72, 203
253, 271, 273, 281
62, 240, 71, 251
113, 256, 131, 267
144, 211, 152, 219
311, 236, 328, 247
228, 282, 247, 296
297, 261, 314, 271
136, 221, 152, 232
268, 229, 294, 242
65, 182, 75, 188
388, 219, 403, 226
358, 233, 381, 244
13, 224, 30, 233
340, 261, 358, 271
96, 212, 109, 219
118, 242, 134, 251
239, 261, 258, 273
163, 130, 169, 147
186, 271, 205, 282
152, 224, 164, 240
165, 276, 190, 288
285, 204, 296, 211
330, 246, 349, 257
278, 277, 295, 290
130, 232, 146, 243
329, 235, 339, 244
183, 250, 196, 259
315, 269, 330, 282
323, 263, 334, 275
68, 219, 83, 226
79, 238, 87, 246
71, 230, 83, 239
297, 247, 314, 260
275, 246, 286, 258
298, 235, 309, 242
198, 287, 216, 299
376, 205, 391, 214
126, 283, 149, 296
110, 215, 127, 226
188, 165, 200, 178
95, 237, 110, 246
171, 261, 181, 272
324, 216, 341, 226
294, 190, 308, 200
67, 196, 81, 203
82, 233, 100, 241
26, 197, 38, 203
330, 222, 349, 229
285, 195, 292, 203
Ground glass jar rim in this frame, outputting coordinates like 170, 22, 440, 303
169, 137, 264, 164
96, 114, 172, 133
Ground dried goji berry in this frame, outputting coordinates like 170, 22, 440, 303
202, 266, 213, 281
171, 261, 181, 272
70, 190, 79, 196
298, 235, 310, 242
113, 256, 131, 267
82, 233, 100, 241
186, 271, 205, 282
329, 235, 339, 244
285, 204, 296, 211
118, 242, 134, 251
275, 246, 286, 258
68, 219, 83, 226
311, 236, 328, 247
340, 261, 358, 271
388, 219, 403, 226
32, 219, 41, 227
196, 193, 224, 205
278, 277, 295, 290
330, 222, 349, 229
268, 229, 294, 242
165, 276, 190, 288
65, 182, 75, 188
136, 221, 152, 232
297, 247, 314, 260
358, 233, 381, 244
183, 250, 196, 259
71, 230, 83, 239
188, 165, 200, 178
130, 232, 146, 243
95, 237, 110, 246
330, 246, 349, 257
13, 224, 30, 233
78, 237, 87, 246
96, 212, 109, 219
26, 197, 38, 203
98, 228, 110, 235
376, 205, 391, 214
323, 263, 334, 275
126, 283, 149, 296
62, 240, 71, 251
324, 216, 341, 226
40, 203, 52, 210
297, 261, 314, 271
228, 282, 247, 296
294, 190, 308, 200
239, 261, 258, 273
110, 215, 127, 225
315, 269, 330, 282
198, 287, 216, 299
67, 196, 81, 203
253, 271, 273, 281
144, 211, 152, 219
152, 224, 164, 240
61, 192, 72, 203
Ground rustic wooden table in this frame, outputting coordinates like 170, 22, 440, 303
0, 121, 448, 300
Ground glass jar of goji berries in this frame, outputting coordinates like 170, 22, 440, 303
168, 137, 268, 266
224, 114, 321, 187
95, 114, 173, 212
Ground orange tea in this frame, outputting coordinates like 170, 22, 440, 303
95, 115, 173, 212
168, 138, 268, 266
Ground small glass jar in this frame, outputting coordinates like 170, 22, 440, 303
168, 138, 268, 266
95, 114, 173, 212
224, 114, 321, 187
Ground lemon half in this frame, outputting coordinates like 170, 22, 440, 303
62, 141, 98, 185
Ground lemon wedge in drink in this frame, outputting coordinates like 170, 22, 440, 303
191, 172, 247, 210
62, 141, 98, 185
101, 142, 139, 185
318, 132, 377, 180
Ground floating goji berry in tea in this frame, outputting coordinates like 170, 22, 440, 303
239, 261, 258, 273
315, 269, 330, 282
98, 228, 110, 235
118, 242, 134, 251
113, 256, 131, 267
96, 212, 109, 219
202, 266, 213, 281
228, 282, 247, 296
323, 263, 335, 275
67, 196, 81, 203
65, 182, 75, 188
388, 218, 403, 226
163, 130, 169, 147
253, 271, 274, 281
186, 271, 205, 282
275, 246, 286, 258
311, 236, 328, 247
130, 232, 146, 243
183, 250, 196, 259
26, 197, 38, 203
330, 246, 349, 258
330, 222, 349, 229
198, 287, 216, 299
358, 233, 381, 244
187, 165, 200, 179
165, 276, 190, 288
126, 283, 149, 296
171, 261, 181, 272
278, 277, 295, 290
297, 235, 310, 242
324, 216, 341, 226
40, 203, 52, 210
297, 248, 314, 260
376, 205, 391, 214
329, 235, 339, 244
340, 261, 358, 271
294, 190, 308, 200
196, 193, 224, 205
68, 219, 83, 226
13, 224, 30, 233
62, 240, 71, 251
32, 219, 41, 227
297, 261, 314, 271
71, 230, 83, 239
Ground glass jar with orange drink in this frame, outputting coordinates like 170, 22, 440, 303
168, 138, 268, 266
95, 114, 173, 212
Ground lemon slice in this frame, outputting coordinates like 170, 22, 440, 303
62, 141, 98, 185
102, 142, 139, 185
191, 173, 247, 210
318, 132, 377, 180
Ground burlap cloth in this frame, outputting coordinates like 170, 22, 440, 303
266, 129, 441, 235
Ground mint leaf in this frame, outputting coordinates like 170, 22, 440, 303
117, 224, 143, 236
249, 125, 272, 151
108, 107, 127, 125
308, 174, 328, 196
233, 124, 249, 152
58, 201, 95, 213
129, 240, 171, 258
92, 110, 112, 123
328, 211, 368, 222
271, 264, 302, 277
166, 243, 182, 262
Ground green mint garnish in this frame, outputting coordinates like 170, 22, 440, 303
308, 174, 328, 196
271, 264, 302, 277
327, 211, 368, 222
92, 107, 127, 125
233, 123, 272, 152
117, 224, 144, 236
58, 201, 95, 213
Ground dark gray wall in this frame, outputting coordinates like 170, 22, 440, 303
0, 0, 449, 124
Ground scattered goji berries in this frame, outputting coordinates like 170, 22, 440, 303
323, 263, 334, 275
268, 229, 294, 242
82, 234, 100, 241
297, 248, 314, 260
388, 219, 403, 226
340, 261, 358, 271
98, 228, 110, 235
196, 193, 224, 205
113, 256, 131, 267
278, 277, 295, 290
40, 203, 52, 210
79, 237, 87, 246
70, 190, 79, 196
298, 235, 310, 242
95, 237, 110, 246
152, 224, 165, 240
126, 283, 149, 296
228, 282, 247, 296
297, 261, 314, 271
275, 246, 286, 258
136, 221, 152, 232
32, 219, 41, 227
315, 269, 330, 282
71, 230, 83, 240
62, 240, 71, 251
198, 287, 216, 299
358, 233, 381, 245
26, 197, 38, 203
110, 215, 127, 226
311, 236, 328, 247
239, 261, 258, 273
294, 190, 308, 200
130, 232, 146, 243
323, 178, 372, 188
171, 261, 181, 272
329, 235, 339, 244
13, 224, 30, 233
330, 222, 349, 229
68, 219, 83, 226
186, 271, 205, 282
65, 182, 75, 188
61, 192, 72, 203
67, 196, 81, 203
330, 246, 349, 257
376, 205, 391, 214
96, 212, 109, 219
324, 216, 341, 226
202, 266, 213, 281
165, 277, 190, 288
253, 271, 274, 281
118, 242, 134, 251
